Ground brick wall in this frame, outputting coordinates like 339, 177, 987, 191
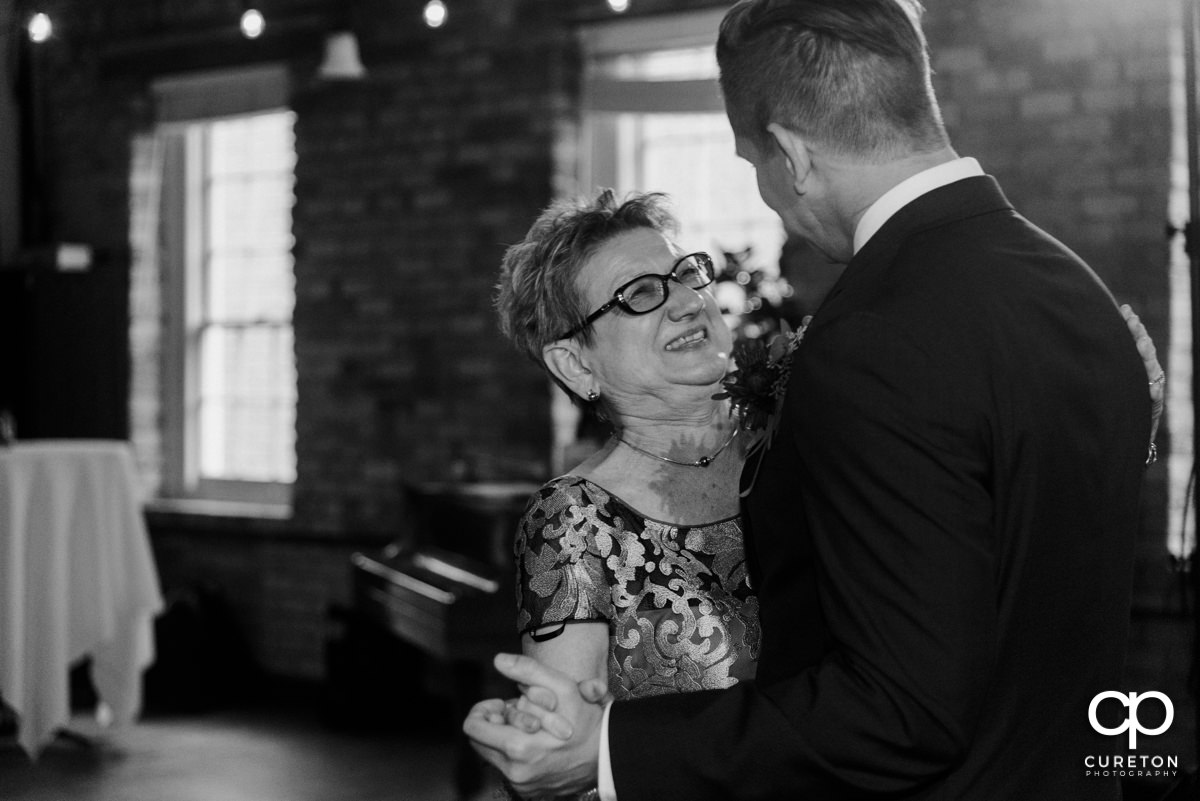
18, 2, 1189, 764
285, 1, 584, 532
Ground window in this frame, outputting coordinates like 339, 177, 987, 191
189, 112, 297, 486
1169, 32, 1195, 561
551, 11, 787, 472
130, 66, 296, 509
579, 11, 785, 269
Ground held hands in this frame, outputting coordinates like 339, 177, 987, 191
463, 653, 610, 798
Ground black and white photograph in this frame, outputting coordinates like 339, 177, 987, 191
0, 1, 1196, 799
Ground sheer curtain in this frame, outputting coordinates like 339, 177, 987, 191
128, 133, 165, 495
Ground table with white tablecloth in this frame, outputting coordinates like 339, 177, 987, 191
0, 440, 164, 758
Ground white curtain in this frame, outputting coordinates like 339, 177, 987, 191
127, 132, 165, 495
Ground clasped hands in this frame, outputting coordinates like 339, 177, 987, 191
463, 653, 612, 798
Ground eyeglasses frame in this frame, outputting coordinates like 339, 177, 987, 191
555, 251, 716, 341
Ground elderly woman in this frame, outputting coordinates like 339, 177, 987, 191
496, 189, 758, 702
491, 189, 1165, 731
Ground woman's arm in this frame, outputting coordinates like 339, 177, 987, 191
522, 621, 609, 685
500, 621, 609, 799
502, 479, 613, 745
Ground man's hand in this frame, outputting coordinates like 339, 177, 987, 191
1121, 303, 1164, 445
463, 653, 608, 797
500, 675, 612, 736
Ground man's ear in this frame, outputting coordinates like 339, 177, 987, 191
542, 341, 594, 401
767, 123, 812, 194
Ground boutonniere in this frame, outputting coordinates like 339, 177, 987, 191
713, 315, 812, 452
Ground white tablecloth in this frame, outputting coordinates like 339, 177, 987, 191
0, 440, 164, 758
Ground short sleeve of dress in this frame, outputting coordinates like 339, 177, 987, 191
514, 477, 617, 635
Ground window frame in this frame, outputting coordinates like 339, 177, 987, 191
578, 8, 727, 192
150, 65, 296, 509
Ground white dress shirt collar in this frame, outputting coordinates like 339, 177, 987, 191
852, 157, 984, 255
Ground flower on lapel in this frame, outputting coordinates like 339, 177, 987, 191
714, 316, 811, 439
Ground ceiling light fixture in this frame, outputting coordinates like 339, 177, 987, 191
318, 31, 367, 80
27, 12, 52, 43
423, 1, 447, 29
240, 7, 266, 39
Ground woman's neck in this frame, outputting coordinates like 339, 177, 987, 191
614, 398, 735, 457
576, 398, 745, 525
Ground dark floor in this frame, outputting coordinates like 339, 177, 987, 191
0, 695, 503, 801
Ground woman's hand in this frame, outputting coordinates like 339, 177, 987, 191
501, 620, 611, 736
502, 677, 612, 735
463, 654, 606, 798
1120, 304, 1163, 457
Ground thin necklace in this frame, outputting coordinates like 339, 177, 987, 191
618, 426, 739, 468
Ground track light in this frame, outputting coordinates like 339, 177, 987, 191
27, 12, 52, 43
240, 7, 265, 39
423, 1, 447, 29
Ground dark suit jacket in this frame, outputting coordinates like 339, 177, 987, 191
608, 176, 1148, 800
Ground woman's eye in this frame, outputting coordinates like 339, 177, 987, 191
626, 281, 660, 307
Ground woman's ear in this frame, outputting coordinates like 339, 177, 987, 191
767, 123, 812, 195
543, 341, 594, 401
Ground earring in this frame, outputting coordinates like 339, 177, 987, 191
586, 389, 599, 401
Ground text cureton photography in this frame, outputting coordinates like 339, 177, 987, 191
1085, 691, 1179, 779
1084, 754, 1179, 779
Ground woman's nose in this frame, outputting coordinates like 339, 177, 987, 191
666, 281, 706, 320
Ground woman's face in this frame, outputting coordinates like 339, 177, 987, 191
574, 227, 733, 406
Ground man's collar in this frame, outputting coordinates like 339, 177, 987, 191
852, 157, 984, 254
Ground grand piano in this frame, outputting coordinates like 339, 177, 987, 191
351, 480, 539, 798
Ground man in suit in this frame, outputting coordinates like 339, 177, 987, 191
465, 1, 1150, 798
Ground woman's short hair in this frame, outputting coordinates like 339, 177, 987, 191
717, 0, 948, 160
496, 189, 678, 374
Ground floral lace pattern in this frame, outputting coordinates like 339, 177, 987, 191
515, 476, 760, 700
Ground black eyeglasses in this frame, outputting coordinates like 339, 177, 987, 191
556, 252, 716, 340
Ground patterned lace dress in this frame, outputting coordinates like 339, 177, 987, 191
515, 475, 760, 699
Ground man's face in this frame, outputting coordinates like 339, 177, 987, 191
735, 133, 798, 230
734, 131, 845, 264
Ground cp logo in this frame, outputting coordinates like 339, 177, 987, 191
1089, 691, 1173, 749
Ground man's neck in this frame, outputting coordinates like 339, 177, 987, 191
831, 147, 960, 249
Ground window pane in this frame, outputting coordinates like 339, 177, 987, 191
206, 255, 295, 323
209, 113, 297, 175
612, 112, 785, 276
208, 178, 295, 251
195, 110, 296, 485
198, 325, 296, 481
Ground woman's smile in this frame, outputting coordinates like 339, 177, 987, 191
664, 327, 709, 351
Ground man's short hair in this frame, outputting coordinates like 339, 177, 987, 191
717, 0, 949, 160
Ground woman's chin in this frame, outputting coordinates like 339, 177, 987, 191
669, 365, 731, 393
